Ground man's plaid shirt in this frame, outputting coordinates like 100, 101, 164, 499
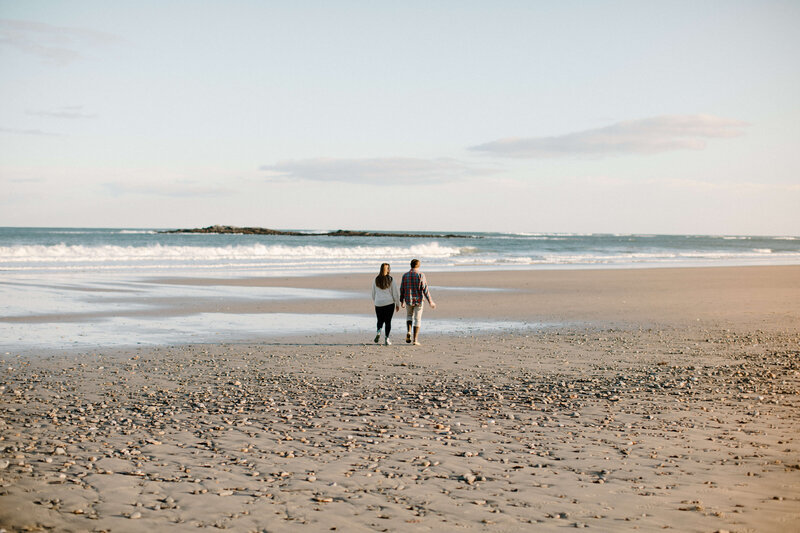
400, 270, 431, 307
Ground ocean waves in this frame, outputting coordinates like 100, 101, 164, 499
1, 229, 799, 274
451, 248, 800, 267
0, 242, 463, 271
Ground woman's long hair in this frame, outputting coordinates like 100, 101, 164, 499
375, 263, 392, 290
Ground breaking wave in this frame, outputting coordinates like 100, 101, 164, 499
0, 242, 463, 271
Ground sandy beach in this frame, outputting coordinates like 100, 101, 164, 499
1, 266, 799, 532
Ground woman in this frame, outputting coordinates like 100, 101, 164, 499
371, 263, 400, 345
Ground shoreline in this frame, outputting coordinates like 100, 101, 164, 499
1, 265, 799, 531
4, 257, 800, 276
145, 264, 800, 328
2, 264, 799, 353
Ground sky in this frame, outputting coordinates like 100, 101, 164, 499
1, 0, 799, 234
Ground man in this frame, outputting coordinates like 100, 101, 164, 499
399, 258, 436, 345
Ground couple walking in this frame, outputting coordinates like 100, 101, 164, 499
370, 259, 436, 346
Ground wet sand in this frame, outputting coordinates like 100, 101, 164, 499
1, 266, 799, 532
148, 265, 800, 329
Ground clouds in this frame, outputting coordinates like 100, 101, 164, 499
2, 107, 95, 138
27, 106, 96, 119
470, 115, 749, 158
261, 157, 496, 184
259, 114, 751, 185
0, 18, 119, 65
258, 114, 750, 186
0, 126, 61, 137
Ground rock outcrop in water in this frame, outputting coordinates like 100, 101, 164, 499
161, 225, 306, 236
160, 225, 468, 238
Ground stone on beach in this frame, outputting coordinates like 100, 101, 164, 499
1, 266, 799, 531
0, 329, 798, 532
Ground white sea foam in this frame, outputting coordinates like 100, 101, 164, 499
0, 242, 463, 270
450, 249, 800, 267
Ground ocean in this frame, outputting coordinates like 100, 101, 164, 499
2, 227, 798, 351
2, 227, 799, 274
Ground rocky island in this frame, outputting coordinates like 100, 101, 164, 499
160, 225, 469, 238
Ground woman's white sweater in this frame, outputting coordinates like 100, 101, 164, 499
371, 279, 400, 307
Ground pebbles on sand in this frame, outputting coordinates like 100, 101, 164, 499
0, 327, 798, 532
